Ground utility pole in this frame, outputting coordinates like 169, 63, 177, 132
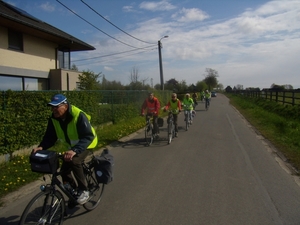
158, 36, 168, 91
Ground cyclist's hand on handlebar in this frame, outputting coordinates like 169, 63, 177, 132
32, 147, 43, 154
64, 150, 76, 161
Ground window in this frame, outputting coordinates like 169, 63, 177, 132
57, 49, 70, 69
0, 75, 48, 91
0, 76, 22, 90
24, 78, 48, 90
8, 30, 23, 51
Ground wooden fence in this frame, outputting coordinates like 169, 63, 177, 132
233, 89, 300, 106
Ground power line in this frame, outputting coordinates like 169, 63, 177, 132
75, 47, 156, 66
80, 0, 156, 45
73, 46, 157, 62
56, 0, 152, 49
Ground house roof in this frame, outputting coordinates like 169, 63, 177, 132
0, 1, 95, 51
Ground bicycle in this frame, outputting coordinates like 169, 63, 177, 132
19, 151, 105, 225
144, 113, 159, 146
205, 97, 210, 110
166, 110, 177, 144
182, 105, 192, 131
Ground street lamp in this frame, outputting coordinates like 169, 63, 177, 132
158, 35, 168, 90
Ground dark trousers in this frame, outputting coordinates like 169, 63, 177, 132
173, 114, 179, 132
61, 150, 89, 191
147, 114, 159, 134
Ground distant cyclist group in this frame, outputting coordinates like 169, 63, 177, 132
140, 90, 212, 144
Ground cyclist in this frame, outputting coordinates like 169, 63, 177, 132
163, 93, 182, 137
192, 92, 198, 109
200, 90, 205, 102
205, 90, 211, 108
141, 92, 161, 136
32, 94, 98, 205
182, 93, 194, 124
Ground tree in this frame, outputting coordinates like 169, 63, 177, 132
235, 84, 244, 90
78, 70, 102, 90
203, 68, 219, 90
196, 80, 207, 92
128, 66, 144, 90
71, 64, 79, 71
165, 78, 179, 91
216, 83, 224, 91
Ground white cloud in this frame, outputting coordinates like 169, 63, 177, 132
104, 66, 114, 71
172, 8, 209, 23
39, 2, 55, 12
123, 6, 134, 13
139, 0, 176, 11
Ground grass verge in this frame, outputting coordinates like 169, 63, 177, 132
226, 93, 300, 172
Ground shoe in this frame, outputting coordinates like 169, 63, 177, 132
77, 190, 89, 205
175, 132, 178, 137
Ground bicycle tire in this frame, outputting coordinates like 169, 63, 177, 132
167, 121, 173, 144
83, 166, 105, 211
19, 191, 65, 225
205, 100, 209, 110
145, 123, 154, 146
185, 113, 189, 131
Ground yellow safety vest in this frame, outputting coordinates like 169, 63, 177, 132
51, 105, 98, 150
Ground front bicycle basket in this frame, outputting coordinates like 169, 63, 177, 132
30, 150, 59, 174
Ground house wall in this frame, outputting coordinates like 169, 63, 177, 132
0, 25, 81, 91
0, 25, 57, 74
50, 69, 80, 91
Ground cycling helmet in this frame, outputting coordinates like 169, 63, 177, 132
185, 93, 190, 97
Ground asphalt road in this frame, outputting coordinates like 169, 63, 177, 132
1, 94, 300, 225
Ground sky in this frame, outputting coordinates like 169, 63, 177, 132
4, 0, 300, 89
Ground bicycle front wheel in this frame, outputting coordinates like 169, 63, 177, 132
145, 123, 154, 146
19, 191, 65, 225
83, 166, 105, 211
167, 122, 173, 144
185, 113, 189, 131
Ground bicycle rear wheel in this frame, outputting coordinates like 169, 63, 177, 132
83, 166, 105, 211
19, 191, 65, 225
145, 123, 154, 146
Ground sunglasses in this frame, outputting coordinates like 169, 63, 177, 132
50, 104, 64, 109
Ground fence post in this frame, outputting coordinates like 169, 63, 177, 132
292, 91, 295, 106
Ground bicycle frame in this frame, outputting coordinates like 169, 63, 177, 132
167, 112, 175, 144
184, 109, 192, 131
145, 114, 155, 146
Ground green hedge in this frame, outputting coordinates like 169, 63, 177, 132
0, 90, 171, 156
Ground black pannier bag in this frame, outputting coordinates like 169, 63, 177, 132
30, 150, 58, 174
158, 117, 164, 127
94, 149, 114, 184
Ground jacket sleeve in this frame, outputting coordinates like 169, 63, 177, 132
141, 100, 147, 114
177, 100, 182, 110
38, 118, 58, 150
155, 99, 160, 115
72, 112, 95, 154
164, 101, 170, 110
